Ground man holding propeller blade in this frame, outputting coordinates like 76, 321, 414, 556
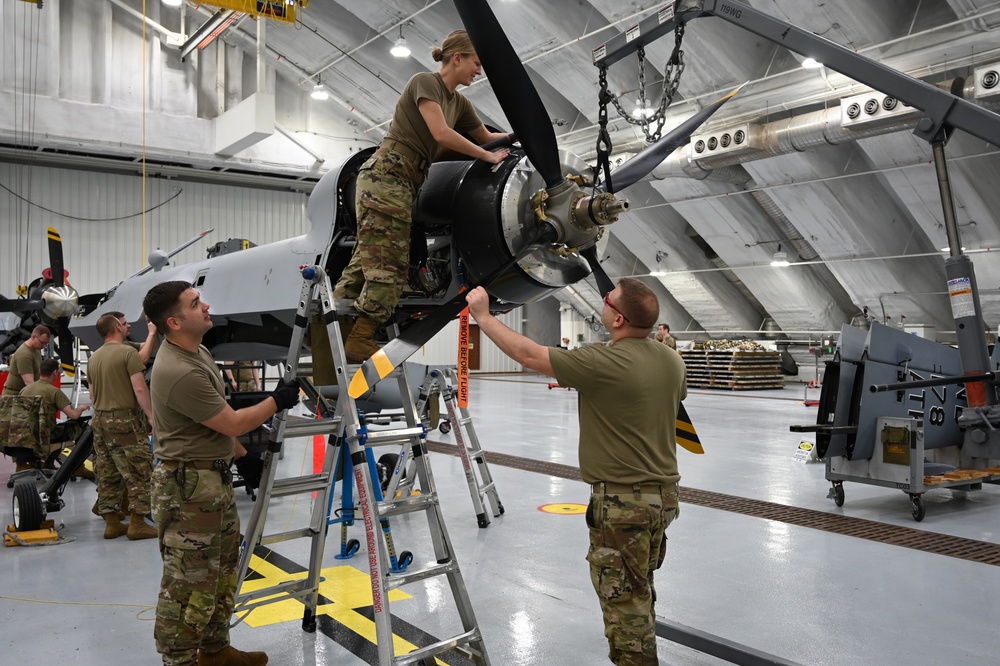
467, 278, 687, 666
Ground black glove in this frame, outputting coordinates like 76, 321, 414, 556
270, 379, 301, 411
234, 454, 264, 490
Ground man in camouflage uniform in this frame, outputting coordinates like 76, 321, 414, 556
88, 312, 158, 540
19, 358, 89, 462
143, 281, 299, 666
223, 361, 260, 393
467, 278, 687, 666
2, 325, 51, 396
333, 29, 510, 362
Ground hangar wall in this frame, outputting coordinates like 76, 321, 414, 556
0, 163, 308, 298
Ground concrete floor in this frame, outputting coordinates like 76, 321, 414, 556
2, 374, 1000, 665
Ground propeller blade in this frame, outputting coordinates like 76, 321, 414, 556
676, 402, 703, 454
47, 226, 66, 288
604, 83, 746, 194
349, 223, 558, 398
580, 246, 615, 297
455, 0, 564, 189
57, 318, 76, 379
0, 298, 44, 313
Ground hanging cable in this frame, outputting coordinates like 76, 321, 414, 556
0, 181, 183, 222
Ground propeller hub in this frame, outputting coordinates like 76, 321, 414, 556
573, 192, 629, 227
41, 285, 80, 320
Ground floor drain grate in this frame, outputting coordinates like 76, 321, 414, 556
427, 441, 1000, 567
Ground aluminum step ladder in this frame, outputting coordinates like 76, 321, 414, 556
233, 266, 490, 666
414, 368, 504, 528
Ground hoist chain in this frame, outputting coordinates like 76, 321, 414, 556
603, 25, 686, 143
595, 63, 615, 194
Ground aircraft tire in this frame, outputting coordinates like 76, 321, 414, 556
13, 482, 44, 531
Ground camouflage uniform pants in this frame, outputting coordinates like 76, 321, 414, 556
334, 149, 421, 324
152, 462, 239, 666
586, 483, 679, 666
92, 411, 153, 515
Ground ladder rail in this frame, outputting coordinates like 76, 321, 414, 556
232, 267, 491, 664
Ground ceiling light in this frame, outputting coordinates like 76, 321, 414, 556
631, 101, 654, 119
802, 57, 824, 69
391, 26, 411, 58
162, 0, 183, 6
771, 244, 790, 267
940, 246, 966, 252
649, 271, 667, 277
310, 84, 329, 101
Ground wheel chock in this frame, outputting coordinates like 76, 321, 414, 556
4, 520, 60, 547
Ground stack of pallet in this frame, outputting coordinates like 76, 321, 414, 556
680, 340, 783, 390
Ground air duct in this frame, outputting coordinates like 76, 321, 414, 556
652, 78, 971, 180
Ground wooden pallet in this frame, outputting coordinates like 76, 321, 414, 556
923, 469, 1000, 486
681, 349, 783, 390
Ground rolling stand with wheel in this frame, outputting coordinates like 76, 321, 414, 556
8, 416, 93, 540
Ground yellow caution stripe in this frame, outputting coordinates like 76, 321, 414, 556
349, 349, 394, 399
47, 226, 61, 242
676, 402, 704, 454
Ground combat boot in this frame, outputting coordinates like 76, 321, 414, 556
15, 462, 34, 473
343, 316, 381, 363
103, 514, 128, 539
127, 513, 157, 540
337, 313, 355, 341
198, 645, 268, 666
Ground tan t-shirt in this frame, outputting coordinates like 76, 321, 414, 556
549, 338, 687, 486
150, 339, 232, 462
88, 342, 146, 411
20, 378, 71, 415
3, 342, 41, 395
384, 72, 483, 165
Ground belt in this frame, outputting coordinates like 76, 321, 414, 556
591, 481, 673, 495
160, 459, 232, 471
380, 140, 430, 172
95, 408, 138, 418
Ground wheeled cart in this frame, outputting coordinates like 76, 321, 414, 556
825, 416, 1000, 521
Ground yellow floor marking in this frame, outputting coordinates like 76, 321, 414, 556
538, 503, 587, 515
237, 556, 448, 663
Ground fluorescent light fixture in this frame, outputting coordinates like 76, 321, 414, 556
162, 0, 183, 6
649, 271, 667, 277
802, 57, 824, 69
310, 84, 329, 101
940, 246, 966, 252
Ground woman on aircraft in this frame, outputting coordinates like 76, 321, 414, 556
333, 29, 511, 362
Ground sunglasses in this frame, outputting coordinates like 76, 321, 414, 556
603, 293, 630, 323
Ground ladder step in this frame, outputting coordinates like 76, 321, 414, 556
234, 579, 313, 611
386, 559, 457, 590
394, 628, 484, 666
271, 473, 332, 497
378, 492, 437, 518
260, 526, 319, 545
281, 416, 342, 438
364, 426, 425, 445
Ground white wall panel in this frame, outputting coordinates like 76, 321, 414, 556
408, 311, 523, 374
0, 163, 307, 298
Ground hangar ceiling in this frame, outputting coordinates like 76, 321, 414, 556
3, 0, 1000, 343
